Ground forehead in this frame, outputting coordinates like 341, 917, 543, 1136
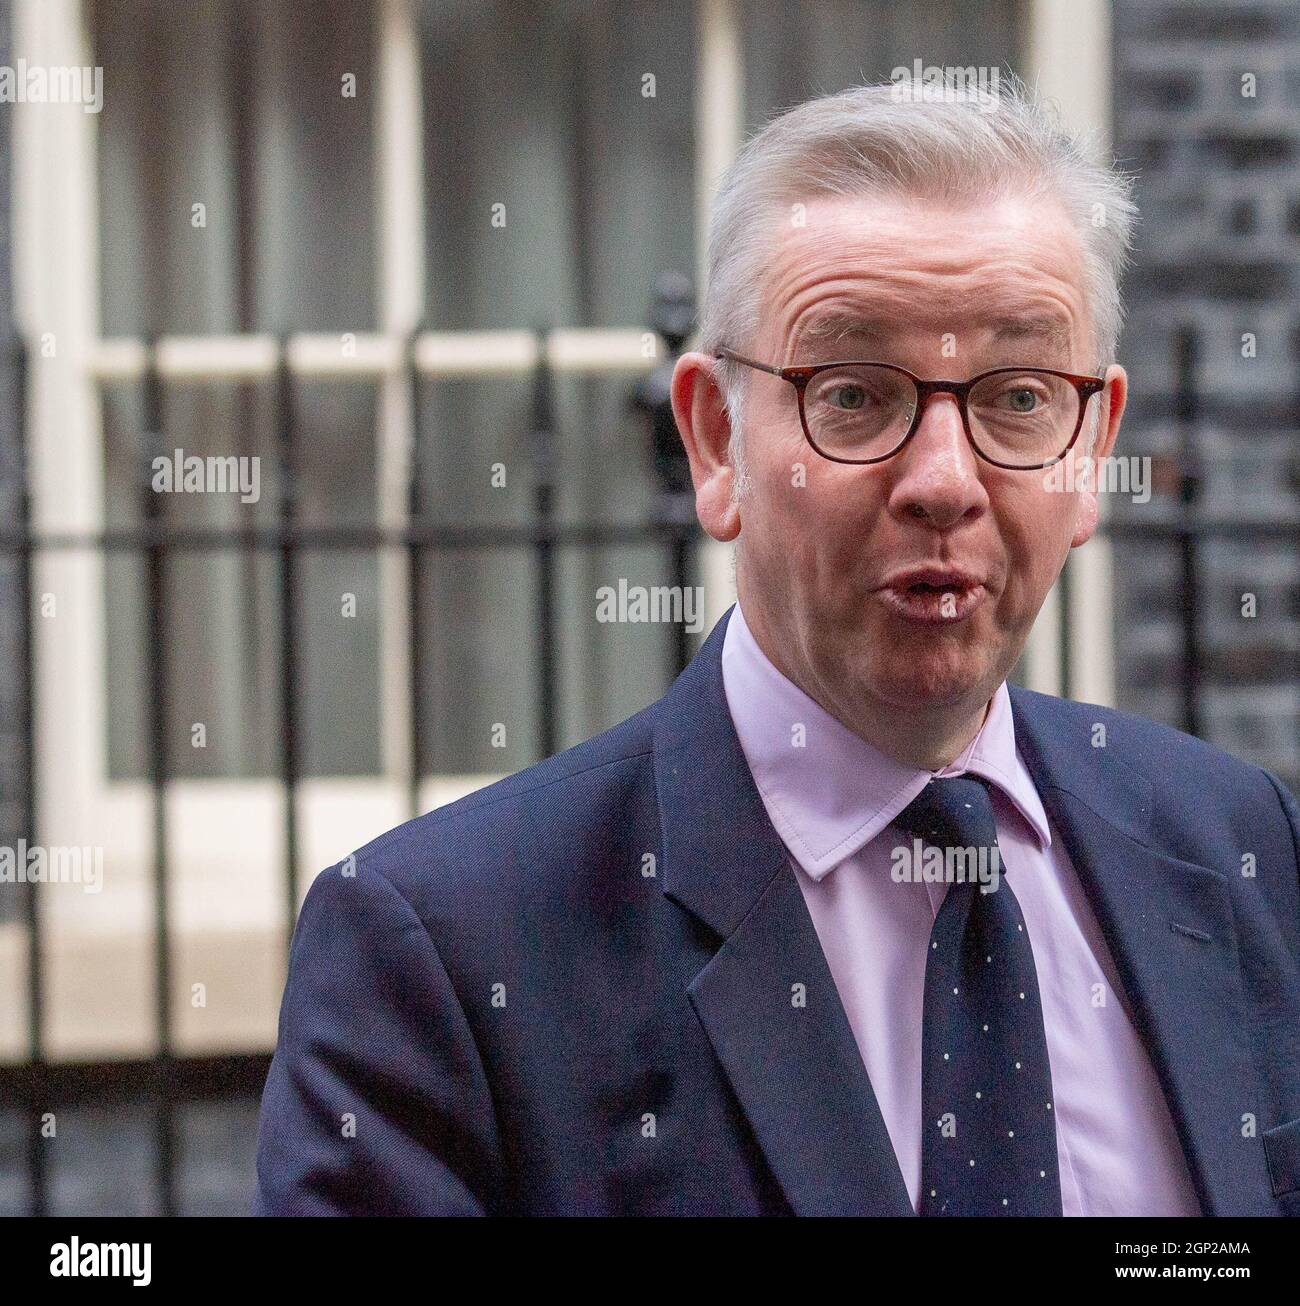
758, 191, 1092, 358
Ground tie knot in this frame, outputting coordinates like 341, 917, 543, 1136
893, 775, 998, 852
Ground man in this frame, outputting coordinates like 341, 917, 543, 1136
253, 80, 1300, 1216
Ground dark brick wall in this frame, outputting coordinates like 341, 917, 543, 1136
1110, 0, 1300, 791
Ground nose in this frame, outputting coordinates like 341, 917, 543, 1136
886, 390, 989, 531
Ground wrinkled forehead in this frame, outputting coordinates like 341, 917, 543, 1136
754, 191, 1093, 363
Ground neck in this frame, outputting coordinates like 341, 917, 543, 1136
881, 698, 992, 772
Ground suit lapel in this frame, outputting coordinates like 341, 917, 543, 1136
654, 609, 913, 1216
1010, 687, 1278, 1216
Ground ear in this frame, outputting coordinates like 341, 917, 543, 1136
670, 351, 742, 543
1071, 363, 1128, 549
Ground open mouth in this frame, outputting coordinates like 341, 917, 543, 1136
876, 573, 987, 625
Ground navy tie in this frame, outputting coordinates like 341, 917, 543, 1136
893, 775, 1063, 1216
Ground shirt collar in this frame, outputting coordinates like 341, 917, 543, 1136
720, 601, 1052, 881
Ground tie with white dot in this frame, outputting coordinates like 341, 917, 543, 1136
893, 775, 1063, 1216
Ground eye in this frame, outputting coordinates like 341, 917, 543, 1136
985, 379, 1054, 414
827, 383, 867, 411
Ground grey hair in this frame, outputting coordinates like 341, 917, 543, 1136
700, 74, 1138, 495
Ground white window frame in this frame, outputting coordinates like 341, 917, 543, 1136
1022, 0, 1118, 704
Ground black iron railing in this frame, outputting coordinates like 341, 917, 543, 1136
0, 320, 1296, 1214
0, 323, 699, 1214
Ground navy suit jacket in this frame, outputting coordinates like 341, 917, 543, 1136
253, 606, 1300, 1216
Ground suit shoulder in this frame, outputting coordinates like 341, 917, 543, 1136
1011, 685, 1279, 798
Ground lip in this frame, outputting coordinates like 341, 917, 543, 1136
874, 565, 989, 626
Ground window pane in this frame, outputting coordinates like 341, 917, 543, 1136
418, 0, 698, 759
95, 0, 376, 334
94, 1, 380, 779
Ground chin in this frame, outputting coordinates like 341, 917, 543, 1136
864, 647, 991, 711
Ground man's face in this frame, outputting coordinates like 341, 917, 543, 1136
676, 190, 1126, 741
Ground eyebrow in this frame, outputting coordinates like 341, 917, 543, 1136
793, 309, 1075, 357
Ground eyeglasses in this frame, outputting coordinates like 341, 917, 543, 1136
714, 347, 1106, 470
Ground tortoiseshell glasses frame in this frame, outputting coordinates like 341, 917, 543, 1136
714, 347, 1107, 471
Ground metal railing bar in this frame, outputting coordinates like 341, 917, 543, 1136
140, 338, 177, 1216
275, 338, 301, 951
1175, 325, 1205, 739
15, 333, 48, 1217
531, 327, 559, 759
0, 521, 708, 552
407, 328, 425, 819
0, 518, 1292, 556
0, 1053, 273, 1105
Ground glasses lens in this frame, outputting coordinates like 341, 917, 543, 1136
967, 370, 1079, 466
802, 365, 916, 459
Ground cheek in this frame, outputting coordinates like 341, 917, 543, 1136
797, 468, 891, 575
772, 432, 821, 500
753, 429, 833, 535
741, 431, 814, 576
995, 488, 1076, 592
749, 461, 880, 604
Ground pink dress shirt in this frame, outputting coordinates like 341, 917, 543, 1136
720, 601, 1201, 1216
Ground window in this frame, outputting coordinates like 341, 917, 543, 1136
12, 0, 1099, 1070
